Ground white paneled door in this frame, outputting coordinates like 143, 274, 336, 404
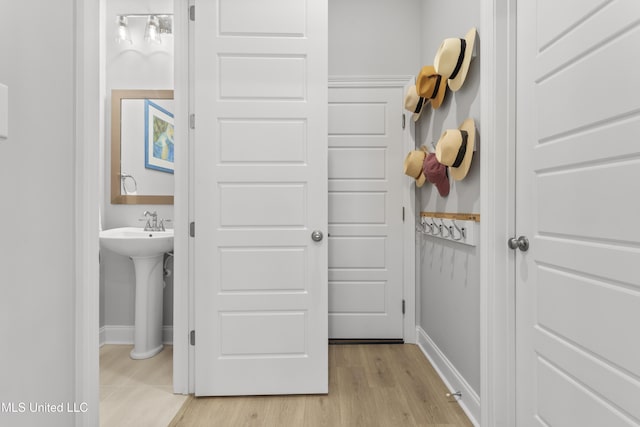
328, 84, 405, 339
194, 0, 328, 396
516, 0, 640, 425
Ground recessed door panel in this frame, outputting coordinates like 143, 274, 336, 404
537, 266, 640, 376
329, 281, 386, 313
218, 0, 306, 37
219, 55, 306, 100
219, 119, 307, 164
329, 192, 386, 224
220, 312, 307, 356
219, 247, 307, 293
328, 148, 386, 179
329, 237, 386, 269
219, 184, 306, 228
328, 103, 386, 135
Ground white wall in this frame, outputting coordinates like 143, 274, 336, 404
417, 0, 481, 403
100, 0, 175, 334
0, 2, 77, 426
329, 0, 422, 76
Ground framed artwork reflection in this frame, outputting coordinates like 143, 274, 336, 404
144, 99, 174, 174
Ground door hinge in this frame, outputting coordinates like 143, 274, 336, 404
190, 330, 195, 345
402, 206, 405, 222
189, 5, 195, 21
189, 114, 195, 129
402, 113, 406, 130
402, 299, 406, 315
189, 221, 195, 237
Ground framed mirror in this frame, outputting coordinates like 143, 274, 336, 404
111, 89, 174, 204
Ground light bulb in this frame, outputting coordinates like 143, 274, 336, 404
115, 15, 132, 45
144, 15, 162, 44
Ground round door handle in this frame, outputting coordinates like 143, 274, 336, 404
508, 236, 529, 252
311, 230, 324, 242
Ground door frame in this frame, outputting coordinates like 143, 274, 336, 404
479, 0, 518, 426
173, 0, 191, 394
76, 0, 517, 422
75, 0, 101, 425
328, 75, 417, 345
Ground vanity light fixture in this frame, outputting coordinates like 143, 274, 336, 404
115, 14, 173, 45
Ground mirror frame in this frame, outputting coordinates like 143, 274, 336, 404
111, 89, 175, 205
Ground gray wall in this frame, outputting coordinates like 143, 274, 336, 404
329, 0, 422, 76
0, 1, 77, 426
329, 0, 481, 394
100, 0, 175, 332
329, 0, 480, 396
417, 1, 481, 395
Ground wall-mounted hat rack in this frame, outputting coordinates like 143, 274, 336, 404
417, 212, 480, 247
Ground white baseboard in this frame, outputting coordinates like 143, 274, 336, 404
99, 325, 174, 346
416, 326, 480, 427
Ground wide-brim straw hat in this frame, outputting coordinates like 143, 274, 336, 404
404, 85, 426, 122
434, 27, 477, 92
416, 65, 447, 109
403, 147, 428, 187
435, 118, 476, 181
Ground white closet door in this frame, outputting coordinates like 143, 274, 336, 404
328, 84, 405, 339
516, 0, 640, 425
193, 0, 328, 396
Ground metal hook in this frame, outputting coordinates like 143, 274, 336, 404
439, 218, 450, 238
423, 219, 433, 234
416, 217, 430, 235
450, 219, 464, 241
429, 218, 440, 236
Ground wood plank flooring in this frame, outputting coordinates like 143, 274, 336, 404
170, 344, 473, 427
100, 345, 187, 427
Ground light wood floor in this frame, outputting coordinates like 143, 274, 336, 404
170, 344, 473, 427
100, 345, 187, 427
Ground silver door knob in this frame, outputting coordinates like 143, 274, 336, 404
311, 230, 324, 242
508, 236, 529, 252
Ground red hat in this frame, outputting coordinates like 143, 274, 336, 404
423, 153, 450, 197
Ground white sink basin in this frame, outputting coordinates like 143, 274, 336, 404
100, 227, 173, 258
100, 227, 174, 359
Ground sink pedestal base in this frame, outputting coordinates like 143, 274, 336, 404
130, 254, 164, 360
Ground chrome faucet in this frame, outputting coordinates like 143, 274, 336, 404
142, 210, 165, 231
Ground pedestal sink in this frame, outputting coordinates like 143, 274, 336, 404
100, 227, 174, 359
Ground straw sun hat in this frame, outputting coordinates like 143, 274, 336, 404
404, 85, 426, 122
434, 27, 477, 92
403, 147, 428, 187
435, 118, 476, 181
416, 65, 447, 109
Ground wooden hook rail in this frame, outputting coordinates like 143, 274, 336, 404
420, 212, 481, 222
